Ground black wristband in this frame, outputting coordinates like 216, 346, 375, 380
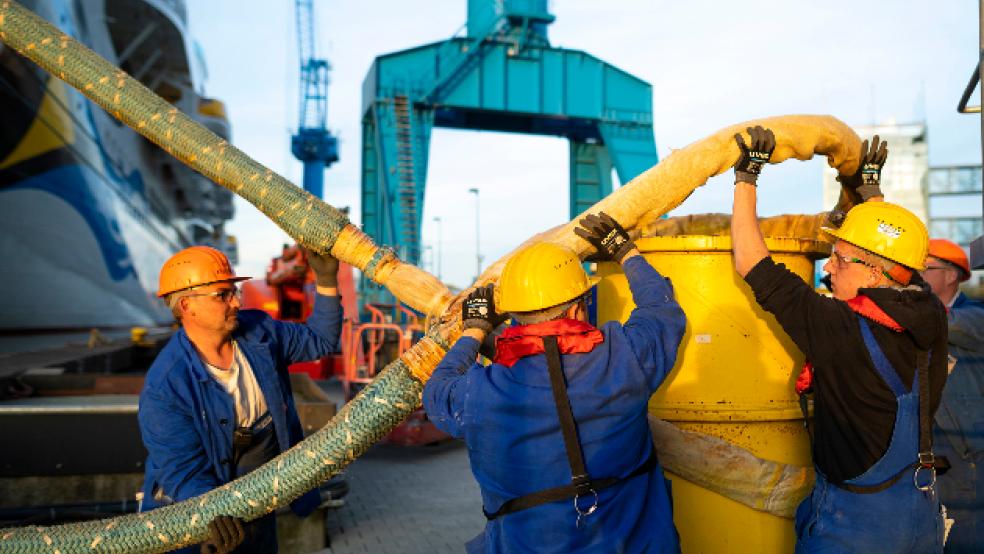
856, 183, 883, 201
317, 276, 338, 288
463, 319, 494, 333
735, 171, 759, 185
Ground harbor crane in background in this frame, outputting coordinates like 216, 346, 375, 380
358, 0, 659, 304
291, 0, 338, 199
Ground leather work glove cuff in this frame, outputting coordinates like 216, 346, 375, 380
856, 183, 883, 202
734, 171, 759, 185
463, 318, 494, 334
316, 274, 339, 288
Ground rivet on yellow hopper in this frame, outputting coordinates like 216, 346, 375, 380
595, 233, 829, 553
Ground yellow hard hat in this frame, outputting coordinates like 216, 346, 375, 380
497, 242, 599, 312
820, 202, 928, 270
157, 246, 250, 297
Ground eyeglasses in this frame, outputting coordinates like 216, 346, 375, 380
920, 265, 951, 273
185, 287, 241, 303
830, 250, 873, 270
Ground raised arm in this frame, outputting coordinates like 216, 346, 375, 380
422, 285, 502, 437
577, 212, 685, 390
731, 126, 775, 277
274, 248, 344, 363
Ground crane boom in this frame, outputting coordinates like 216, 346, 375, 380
291, 0, 338, 199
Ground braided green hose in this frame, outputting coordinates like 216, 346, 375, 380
0, 1, 865, 552
0, 2, 453, 552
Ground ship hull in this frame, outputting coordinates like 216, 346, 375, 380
0, 0, 235, 331
0, 168, 177, 330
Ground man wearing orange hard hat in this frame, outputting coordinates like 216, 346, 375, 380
924, 238, 984, 552
137, 245, 342, 553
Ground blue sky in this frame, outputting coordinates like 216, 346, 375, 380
191, 1, 981, 289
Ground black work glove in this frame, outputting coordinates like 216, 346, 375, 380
574, 211, 636, 263
838, 135, 888, 201
200, 515, 245, 554
301, 246, 339, 288
462, 284, 505, 334
733, 125, 776, 184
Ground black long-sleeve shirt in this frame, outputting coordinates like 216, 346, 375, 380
744, 257, 948, 483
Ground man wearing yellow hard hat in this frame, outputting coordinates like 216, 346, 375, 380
137, 245, 342, 553
423, 215, 686, 553
923, 238, 984, 552
731, 127, 948, 553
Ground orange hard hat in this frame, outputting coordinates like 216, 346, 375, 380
927, 238, 971, 281
157, 246, 250, 297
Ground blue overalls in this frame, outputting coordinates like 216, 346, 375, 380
229, 412, 280, 553
795, 318, 944, 553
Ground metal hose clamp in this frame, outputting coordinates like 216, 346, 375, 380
573, 489, 599, 528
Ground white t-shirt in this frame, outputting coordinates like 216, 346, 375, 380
204, 341, 268, 427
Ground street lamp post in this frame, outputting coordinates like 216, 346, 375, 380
424, 244, 434, 274
433, 216, 443, 280
468, 188, 481, 281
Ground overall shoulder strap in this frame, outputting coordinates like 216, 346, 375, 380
857, 317, 907, 397
834, 318, 940, 494
483, 336, 635, 520
542, 336, 593, 499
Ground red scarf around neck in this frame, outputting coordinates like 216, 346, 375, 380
493, 319, 604, 368
795, 294, 904, 394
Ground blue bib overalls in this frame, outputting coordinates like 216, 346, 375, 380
795, 318, 944, 553
229, 412, 280, 553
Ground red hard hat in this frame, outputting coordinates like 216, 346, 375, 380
157, 246, 250, 297
927, 239, 971, 282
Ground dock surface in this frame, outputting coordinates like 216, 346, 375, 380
325, 440, 485, 553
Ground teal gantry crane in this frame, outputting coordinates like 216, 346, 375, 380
360, 0, 658, 301
292, 0, 338, 199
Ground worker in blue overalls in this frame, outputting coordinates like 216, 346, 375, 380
423, 214, 686, 553
731, 126, 949, 552
924, 238, 984, 552
138, 245, 343, 553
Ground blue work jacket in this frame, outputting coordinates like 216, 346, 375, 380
424, 256, 686, 554
934, 291, 984, 551
138, 294, 343, 516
